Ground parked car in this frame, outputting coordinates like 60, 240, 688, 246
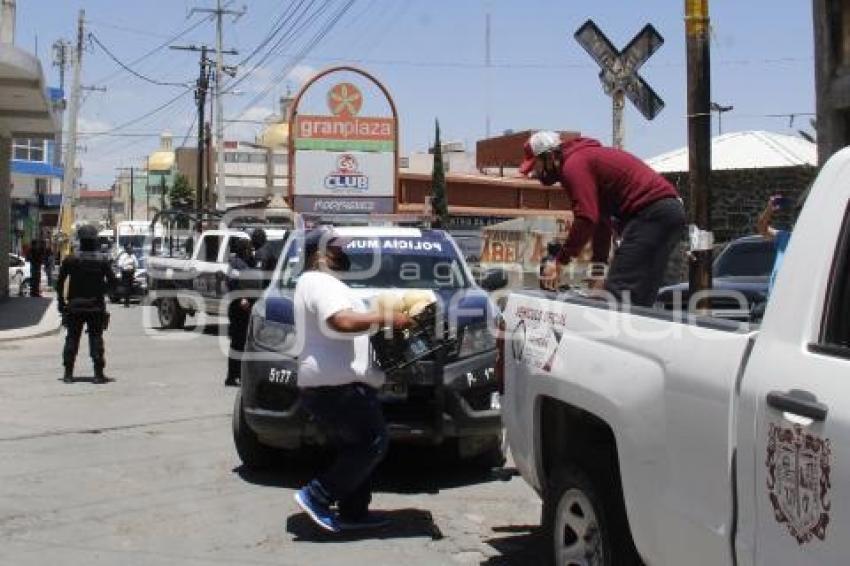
233, 226, 506, 469
498, 147, 850, 564
656, 235, 777, 320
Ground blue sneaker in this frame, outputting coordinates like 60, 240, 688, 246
337, 512, 391, 531
294, 487, 339, 533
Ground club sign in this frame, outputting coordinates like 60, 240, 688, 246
289, 67, 398, 214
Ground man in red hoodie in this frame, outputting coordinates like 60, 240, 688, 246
520, 131, 686, 306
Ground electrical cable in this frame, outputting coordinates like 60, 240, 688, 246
230, 0, 356, 120
84, 88, 193, 140
88, 14, 213, 86
89, 33, 192, 88
223, 0, 321, 94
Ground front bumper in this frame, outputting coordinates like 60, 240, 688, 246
240, 349, 501, 449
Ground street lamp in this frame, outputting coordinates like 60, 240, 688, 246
710, 102, 733, 136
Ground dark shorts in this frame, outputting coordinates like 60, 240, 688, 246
606, 197, 687, 307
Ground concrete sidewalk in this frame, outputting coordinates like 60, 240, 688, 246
0, 295, 61, 342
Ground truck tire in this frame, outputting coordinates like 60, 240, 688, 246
157, 297, 186, 329
232, 390, 279, 469
542, 465, 641, 566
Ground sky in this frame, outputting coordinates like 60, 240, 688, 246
16, 0, 816, 188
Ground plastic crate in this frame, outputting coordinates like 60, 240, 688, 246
370, 303, 455, 374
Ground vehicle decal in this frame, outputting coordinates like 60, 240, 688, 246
766, 422, 832, 544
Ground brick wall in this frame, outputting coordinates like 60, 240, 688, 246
661, 165, 818, 283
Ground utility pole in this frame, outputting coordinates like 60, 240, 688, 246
59, 9, 84, 251
171, 44, 217, 215
190, 1, 244, 212
130, 166, 135, 221
52, 39, 72, 92
686, 0, 713, 304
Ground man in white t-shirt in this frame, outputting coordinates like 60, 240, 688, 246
293, 229, 411, 533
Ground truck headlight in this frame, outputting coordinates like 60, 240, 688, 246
458, 322, 496, 359
251, 316, 291, 352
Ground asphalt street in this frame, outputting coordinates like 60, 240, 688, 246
0, 304, 544, 565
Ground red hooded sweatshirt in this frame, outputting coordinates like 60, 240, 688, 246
548, 137, 679, 264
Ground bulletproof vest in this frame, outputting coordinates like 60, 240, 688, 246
63, 253, 112, 311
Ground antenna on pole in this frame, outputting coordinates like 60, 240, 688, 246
484, 8, 492, 139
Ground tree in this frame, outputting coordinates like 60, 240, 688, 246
430, 119, 449, 228
169, 174, 194, 209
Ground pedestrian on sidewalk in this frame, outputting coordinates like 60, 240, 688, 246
292, 229, 411, 533
27, 239, 45, 297
57, 224, 117, 384
520, 131, 686, 306
225, 238, 255, 387
44, 242, 56, 288
117, 243, 138, 308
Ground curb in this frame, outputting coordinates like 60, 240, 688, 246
0, 299, 62, 343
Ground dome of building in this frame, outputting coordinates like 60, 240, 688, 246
257, 121, 289, 148
148, 131, 175, 171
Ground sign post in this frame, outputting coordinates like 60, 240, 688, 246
288, 66, 398, 217
574, 20, 665, 149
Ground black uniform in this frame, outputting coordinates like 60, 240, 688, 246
57, 248, 117, 383
226, 253, 254, 386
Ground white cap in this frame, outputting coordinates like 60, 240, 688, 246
529, 130, 561, 156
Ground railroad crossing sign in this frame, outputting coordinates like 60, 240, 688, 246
574, 20, 665, 148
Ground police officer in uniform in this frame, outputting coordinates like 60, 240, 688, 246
57, 224, 117, 384
225, 238, 255, 387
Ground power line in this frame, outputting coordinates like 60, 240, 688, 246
223, 0, 321, 95
231, 0, 357, 120
88, 14, 213, 86
89, 33, 192, 88
86, 19, 181, 40
84, 89, 193, 140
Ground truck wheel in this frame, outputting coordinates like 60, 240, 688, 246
157, 297, 186, 329
232, 390, 279, 469
543, 465, 640, 566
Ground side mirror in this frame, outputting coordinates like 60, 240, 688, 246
480, 267, 509, 292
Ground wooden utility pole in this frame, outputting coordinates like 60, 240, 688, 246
685, 0, 713, 304
189, 1, 243, 212
171, 45, 214, 215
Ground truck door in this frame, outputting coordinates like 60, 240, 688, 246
744, 207, 850, 564
193, 234, 222, 302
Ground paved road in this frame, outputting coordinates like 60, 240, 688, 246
0, 305, 545, 565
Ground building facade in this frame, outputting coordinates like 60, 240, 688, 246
9, 87, 63, 254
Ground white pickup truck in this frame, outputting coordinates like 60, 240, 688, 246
147, 229, 286, 329
499, 148, 850, 565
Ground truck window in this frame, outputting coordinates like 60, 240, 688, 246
819, 205, 850, 355
197, 235, 222, 263
228, 236, 249, 255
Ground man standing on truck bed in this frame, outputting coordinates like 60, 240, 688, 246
292, 229, 411, 533
521, 131, 686, 306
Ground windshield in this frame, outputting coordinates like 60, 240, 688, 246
278, 235, 469, 290
713, 240, 777, 277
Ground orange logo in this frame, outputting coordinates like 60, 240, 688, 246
327, 83, 363, 117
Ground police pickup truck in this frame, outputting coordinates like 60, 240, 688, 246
499, 147, 850, 564
233, 226, 506, 468
147, 229, 286, 329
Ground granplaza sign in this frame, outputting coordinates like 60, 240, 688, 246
289, 68, 398, 214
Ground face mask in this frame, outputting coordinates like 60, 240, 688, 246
539, 169, 560, 187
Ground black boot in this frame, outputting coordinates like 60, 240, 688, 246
63, 367, 74, 383
93, 367, 107, 384
225, 358, 240, 387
